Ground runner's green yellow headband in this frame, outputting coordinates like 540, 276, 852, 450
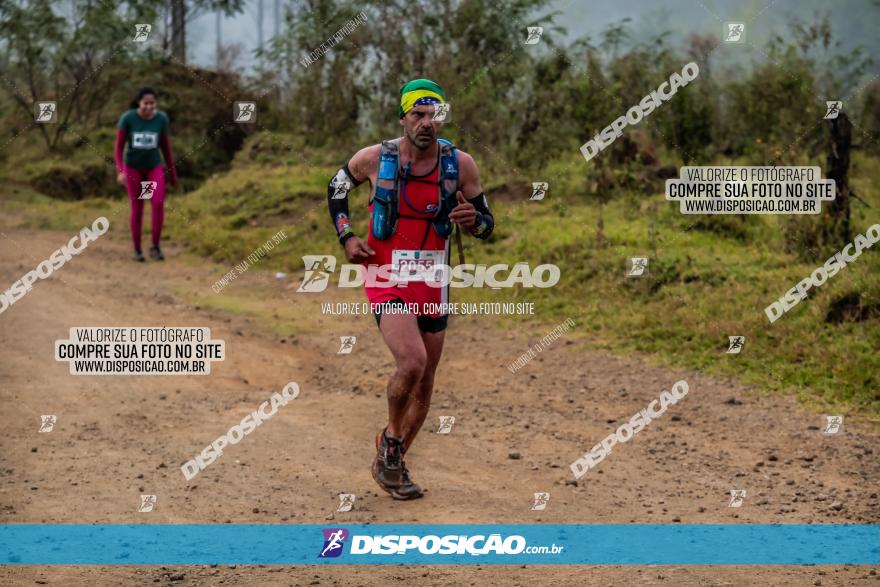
399, 79, 446, 118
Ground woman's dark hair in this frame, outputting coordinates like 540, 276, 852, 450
130, 86, 157, 109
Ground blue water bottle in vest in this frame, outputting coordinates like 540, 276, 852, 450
371, 141, 400, 240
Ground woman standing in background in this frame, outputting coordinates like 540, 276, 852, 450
115, 86, 177, 261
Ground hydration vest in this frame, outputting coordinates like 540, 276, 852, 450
371, 137, 460, 241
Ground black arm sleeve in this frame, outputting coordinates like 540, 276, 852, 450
467, 192, 494, 240
328, 164, 362, 246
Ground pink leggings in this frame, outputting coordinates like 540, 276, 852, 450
124, 165, 165, 251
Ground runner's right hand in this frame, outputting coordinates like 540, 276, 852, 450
344, 236, 375, 263
116, 172, 125, 186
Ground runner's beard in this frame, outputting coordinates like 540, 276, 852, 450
408, 126, 436, 150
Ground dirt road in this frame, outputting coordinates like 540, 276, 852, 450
0, 220, 878, 586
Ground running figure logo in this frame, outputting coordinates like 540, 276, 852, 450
319, 528, 349, 558
728, 489, 746, 508
234, 102, 257, 123
337, 336, 356, 355
133, 24, 151, 42
724, 23, 745, 43
34, 102, 56, 123
824, 101, 842, 120
297, 255, 336, 292
531, 492, 550, 511
138, 494, 157, 513
437, 416, 455, 434
431, 102, 450, 122
627, 257, 648, 277
330, 169, 352, 199
823, 415, 843, 435
337, 494, 355, 512
525, 26, 543, 45
39, 415, 57, 433
530, 182, 549, 201
726, 336, 745, 354
139, 181, 157, 200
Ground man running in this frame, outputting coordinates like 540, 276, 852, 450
326, 79, 495, 500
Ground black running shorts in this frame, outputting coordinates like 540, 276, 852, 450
372, 298, 448, 333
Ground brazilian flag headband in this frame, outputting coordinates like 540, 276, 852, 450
399, 79, 446, 118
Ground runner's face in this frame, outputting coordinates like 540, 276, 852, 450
401, 104, 441, 150
138, 95, 157, 118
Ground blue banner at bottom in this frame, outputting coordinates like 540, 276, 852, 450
1, 524, 877, 565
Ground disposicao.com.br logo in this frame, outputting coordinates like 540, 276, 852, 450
296, 255, 560, 292
318, 528, 563, 558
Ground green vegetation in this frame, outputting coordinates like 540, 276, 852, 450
6, 136, 877, 417
1, 1, 877, 418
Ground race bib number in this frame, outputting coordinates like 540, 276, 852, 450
132, 131, 158, 149
392, 249, 445, 282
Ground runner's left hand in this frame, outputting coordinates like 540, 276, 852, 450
449, 191, 476, 228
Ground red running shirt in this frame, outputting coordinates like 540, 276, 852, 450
364, 156, 450, 317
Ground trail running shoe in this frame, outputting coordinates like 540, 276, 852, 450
399, 461, 424, 500
149, 245, 164, 261
132, 250, 145, 262
372, 429, 403, 494
372, 429, 424, 500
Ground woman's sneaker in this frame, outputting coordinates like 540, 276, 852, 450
132, 250, 145, 262
149, 245, 164, 261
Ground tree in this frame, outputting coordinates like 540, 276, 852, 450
167, 0, 245, 63
1, 0, 158, 148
